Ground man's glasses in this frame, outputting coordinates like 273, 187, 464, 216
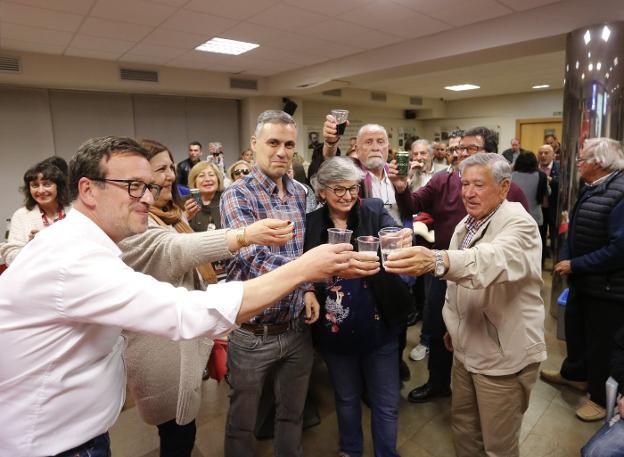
448, 146, 460, 153
324, 184, 360, 197
90, 178, 162, 200
457, 144, 483, 153
234, 169, 250, 176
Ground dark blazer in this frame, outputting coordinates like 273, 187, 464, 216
304, 198, 414, 326
546, 160, 560, 209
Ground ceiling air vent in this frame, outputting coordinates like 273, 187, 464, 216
230, 78, 258, 90
371, 91, 387, 102
321, 89, 342, 97
0, 55, 21, 73
409, 96, 423, 106
120, 68, 158, 82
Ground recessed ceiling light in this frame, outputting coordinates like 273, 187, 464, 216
195, 37, 259, 56
444, 84, 480, 92
532, 84, 550, 89
602, 26, 611, 42
583, 30, 591, 45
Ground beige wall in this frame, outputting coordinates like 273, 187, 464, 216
420, 89, 563, 150
0, 86, 239, 226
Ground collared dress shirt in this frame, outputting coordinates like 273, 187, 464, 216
368, 168, 401, 224
220, 167, 307, 324
0, 210, 243, 457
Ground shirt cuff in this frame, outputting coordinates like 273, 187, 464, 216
204, 281, 243, 336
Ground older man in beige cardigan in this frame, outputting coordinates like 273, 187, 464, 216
385, 152, 546, 457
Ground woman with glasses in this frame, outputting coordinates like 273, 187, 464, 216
1, 159, 70, 265
118, 139, 292, 457
227, 159, 251, 182
184, 161, 224, 233
304, 156, 412, 457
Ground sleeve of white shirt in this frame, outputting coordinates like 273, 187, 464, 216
58, 246, 242, 340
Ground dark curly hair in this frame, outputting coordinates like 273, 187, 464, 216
463, 127, 499, 154
513, 151, 538, 173
21, 161, 70, 210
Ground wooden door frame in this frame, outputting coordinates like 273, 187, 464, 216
515, 117, 562, 139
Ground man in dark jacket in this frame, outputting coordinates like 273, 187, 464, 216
176, 141, 202, 187
541, 137, 624, 421
537, 143, 560, 263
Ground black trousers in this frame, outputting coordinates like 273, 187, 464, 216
561, 286, 624, 406
422, 275, 452, 390
157, 419, 196, 457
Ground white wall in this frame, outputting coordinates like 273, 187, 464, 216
420, 89, 563, 148
0, 86, 239, 225
300, 100, 425, 160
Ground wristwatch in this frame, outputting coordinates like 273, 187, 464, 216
433, 250, 447, 277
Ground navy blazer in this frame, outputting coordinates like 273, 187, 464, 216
304, 198, 414, 326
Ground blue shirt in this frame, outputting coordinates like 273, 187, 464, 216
220, 167, 307, 324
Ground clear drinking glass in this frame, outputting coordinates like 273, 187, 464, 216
378, 227, 402, 267
357, 235, 380, 261
327, 228, 353, 244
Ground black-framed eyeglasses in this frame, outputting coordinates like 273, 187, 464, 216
457, 144, 483, 153
448, 146, 460, 153
90, 178, 162, 199
324, 184, 360, 197
234, 169, 250, 176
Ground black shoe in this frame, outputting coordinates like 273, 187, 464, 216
399, 360, 411, 382
406, 310, 422, 327
407, 383, 451, 403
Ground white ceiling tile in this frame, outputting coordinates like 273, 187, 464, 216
64, 47, 123, 60
283, 0, 376, 16
219, 22, 285, 45
6, 0, 96, 15
243, 60, 302, 76
160, 8, 238, 35
298, 19, 404, 49
496, 0, 562, 12
69, 34, 135, 54
91, 0, 176, 26
345, 1, 420, 28
0, 2, 83, 32
0, 22, 73, 46
0, 37, 65, 54
119, 52, 172, 65
400, 0, 512, 27
248, 4, 330, 32
125, 43, 187, 59
79, 17, 153, 42
185, 0, 279, 21
145, 0, 187, 7
244, 45, 328, 66
141, 29, 207, 49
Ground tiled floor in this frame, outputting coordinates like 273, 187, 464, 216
110, 271, 602, 456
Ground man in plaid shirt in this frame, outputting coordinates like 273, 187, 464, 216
220, 110, 321, 457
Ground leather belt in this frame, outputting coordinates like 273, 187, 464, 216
240, 321, 291, 336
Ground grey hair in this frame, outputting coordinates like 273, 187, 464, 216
310, 156, 365, 197
459, 152, 511, 183
357, 123, 388, 139
538, 144, 554, 154
411, 139, 432, 153
583, 137, 624, 171
253, 110, 296, 138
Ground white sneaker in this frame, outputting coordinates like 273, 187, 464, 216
409, 344, 429, 361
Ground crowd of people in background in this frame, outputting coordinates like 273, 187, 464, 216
1, 109, 623, 457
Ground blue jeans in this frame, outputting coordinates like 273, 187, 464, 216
224, 319, 314, 457
582, 417, 624, 457
53, 433, 110, 457
322, 339, 401, 457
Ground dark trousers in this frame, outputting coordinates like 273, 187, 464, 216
157, 419, 196, 457
423, 275, 452, 390
539, 207, 557, 261
53, 433, 111, 457
322, 339, 401, 457
561, 287, 624, 406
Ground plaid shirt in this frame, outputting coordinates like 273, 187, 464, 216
460, 206, 499, 250
220, 167, 307, 324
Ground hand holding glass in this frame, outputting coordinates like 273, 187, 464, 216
379, 227, 402, 267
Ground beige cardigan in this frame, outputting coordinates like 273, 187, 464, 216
118, 217, 232, 425
442, 200, 547, 376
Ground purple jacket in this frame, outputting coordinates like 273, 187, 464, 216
396, 170, 529, 250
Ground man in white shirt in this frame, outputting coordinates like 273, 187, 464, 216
0, 136, 359, 457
